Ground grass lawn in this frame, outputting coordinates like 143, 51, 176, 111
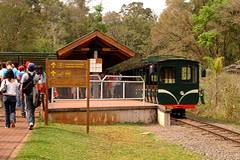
16, 123, 203, 160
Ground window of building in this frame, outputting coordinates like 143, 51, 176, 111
160, 67, 176, 84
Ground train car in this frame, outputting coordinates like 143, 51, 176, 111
107, 55, 205, 117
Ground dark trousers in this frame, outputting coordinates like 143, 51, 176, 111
3, 95, 16, 128
24, 94, 35, 125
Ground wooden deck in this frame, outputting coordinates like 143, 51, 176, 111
48, 100, 158, 112
47, 100, 158, 124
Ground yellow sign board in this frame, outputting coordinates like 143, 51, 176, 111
46, 60, 89, 88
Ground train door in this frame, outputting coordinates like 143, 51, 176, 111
177, 61, 199, 105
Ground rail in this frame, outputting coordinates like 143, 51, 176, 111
172, 117, 240, 145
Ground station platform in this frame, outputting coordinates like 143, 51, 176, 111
47, 100, 159, 125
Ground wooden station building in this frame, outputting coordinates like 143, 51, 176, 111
57, 30, 136, 71
47, 31, 160, 125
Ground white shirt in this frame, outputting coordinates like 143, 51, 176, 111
0, 79, 18, 96
21, 71, 40, 84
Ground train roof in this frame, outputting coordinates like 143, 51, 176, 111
106, 54, 199, 73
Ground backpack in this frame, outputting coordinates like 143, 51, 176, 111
33, 87, 41, 108
22, 73, 35, 95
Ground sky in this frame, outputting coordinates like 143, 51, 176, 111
87, 0, 167, 16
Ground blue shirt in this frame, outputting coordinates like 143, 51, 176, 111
1, 68, 7, 79
12, 68, 19, 78
17, 71, 25, 80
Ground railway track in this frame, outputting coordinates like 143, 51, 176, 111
172, 117, 240, 145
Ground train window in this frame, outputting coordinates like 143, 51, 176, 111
160, 67, 176, 84
149, 65, 158, 84
151, 73, 158, 83
192, 66, 198, 83
182, 66, 191, 81
181, 65, 198, 83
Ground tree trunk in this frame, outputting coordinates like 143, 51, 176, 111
215, 74, 219, 110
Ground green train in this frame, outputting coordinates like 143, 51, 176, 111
108, 55, 205, 117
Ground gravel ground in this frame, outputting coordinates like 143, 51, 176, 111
143, 121, 240, 160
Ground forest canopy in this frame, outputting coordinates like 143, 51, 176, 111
0, 0, 239, 65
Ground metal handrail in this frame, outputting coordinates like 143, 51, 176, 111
102, 75, 144, 81
52, 75, 145, 101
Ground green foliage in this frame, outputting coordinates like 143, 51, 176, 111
192, 6, 215, 34
104, 2, 156, 55
213, 56, 224, 74
191, 0, 240, 64
61, 0, 91, 44
192, 0, 227, 49
203, 56, 224, 74
0, 0, 239, 66
16, 123, 203, 160
89, 4, 107, 33
194, 73, 240, 122
0, 0, 42, 51
197, 30, 218, 48
192, 0, 227, 34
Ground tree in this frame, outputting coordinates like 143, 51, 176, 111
36, 0, 67, 51
103, 11, 122, 38
89, 4, 107, 33
0, 0, 42, 51
203, 56, 224, 109
62, 0, 91, 44
151, 0, 203, 58
104, 2, 156, 55
193, 0, 240, 64
191, 0, 210, 13
25, 0, 41, 13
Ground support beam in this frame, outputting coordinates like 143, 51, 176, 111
73, 48, 120, 52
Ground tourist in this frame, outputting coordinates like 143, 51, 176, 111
5, 61, 18, 78
21, 63, 40, 130
36, 66, 46, 95
1, 62, 7, 80
17, 65, 26, 117
0, 69, 18, 128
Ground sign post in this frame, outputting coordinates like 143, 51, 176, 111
46, 59, 90, 133
86, 61, 90, 134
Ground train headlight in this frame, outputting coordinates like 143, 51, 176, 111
180, 91, 184, 96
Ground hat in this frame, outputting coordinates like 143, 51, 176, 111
18, 65, 25, 71
28, 63, 35, 72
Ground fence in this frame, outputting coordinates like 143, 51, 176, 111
51, 75, 145, 101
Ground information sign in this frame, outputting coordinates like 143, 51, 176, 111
46, 60, 89, 87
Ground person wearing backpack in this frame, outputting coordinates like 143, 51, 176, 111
21, 63, 40, 130
0, 69, 18, 128
17, 65, 26, 118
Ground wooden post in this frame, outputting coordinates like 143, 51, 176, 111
45, 59, 49, 125
86, 60, 90, 134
